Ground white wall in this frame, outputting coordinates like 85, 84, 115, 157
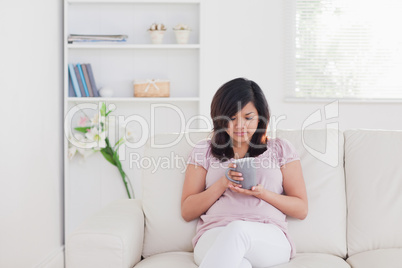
0, 0, 64, 267
201, 0, 402, 131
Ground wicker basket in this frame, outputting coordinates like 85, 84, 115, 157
133, 79, 170, 97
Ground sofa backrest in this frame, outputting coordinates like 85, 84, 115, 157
344, 130, 402, 257
141, 129, 347, 258
276, 129, 347, 258
141, 131, 211, 258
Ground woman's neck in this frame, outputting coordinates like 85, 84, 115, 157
232, 142, 250, 159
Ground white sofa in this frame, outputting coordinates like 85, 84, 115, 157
65, 129, 402, 268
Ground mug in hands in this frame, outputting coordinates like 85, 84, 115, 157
225, 157, 256, 190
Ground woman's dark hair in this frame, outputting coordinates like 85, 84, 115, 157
210, 77, 270, 161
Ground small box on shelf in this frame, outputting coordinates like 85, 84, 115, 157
133, 79, 170, 97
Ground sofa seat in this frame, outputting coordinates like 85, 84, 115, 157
133, 252, 351, 268
346, 249, 402, 268
273, 253, 350, 268
134, 252, 197, 268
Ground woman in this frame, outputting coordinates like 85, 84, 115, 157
181, 78, 308, 268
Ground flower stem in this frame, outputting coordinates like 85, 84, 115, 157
117, 167, 132, 199
123, 175, 132, 199
125, 174, 135, 199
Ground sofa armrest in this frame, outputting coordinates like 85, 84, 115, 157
66, 199, 144, 268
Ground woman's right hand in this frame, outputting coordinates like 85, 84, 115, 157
221, 163, 243, 189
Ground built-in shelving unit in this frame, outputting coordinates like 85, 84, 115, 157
64, 0, 203, 235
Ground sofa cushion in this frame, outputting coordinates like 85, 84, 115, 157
134, 252, 197, 268
141, 131, 211, 258
346, 248, 402, 268
272, 253, 350, 268
66, 199, 144, 268
344, 130, 402, 256
275, 129, 347, 258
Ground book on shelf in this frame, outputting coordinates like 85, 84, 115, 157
68, 63, 82, 97
82, 64, 94, 97
68, 63, 100, 98
77, 63, 90, 97
68, 73, 76, 97
85, 64, 100, 97
73, 65, 87, 97
68, 34, 128, 43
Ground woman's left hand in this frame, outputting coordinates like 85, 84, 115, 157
229, 183, 265, 198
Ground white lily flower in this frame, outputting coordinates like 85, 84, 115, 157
74, 132, 86, 142
85, 127, 98, 141
85, 127, 106, 148
69, 133, 92, 149
78, 116, 89, 127
71, 132, 96, 157
91, 113, 99, 125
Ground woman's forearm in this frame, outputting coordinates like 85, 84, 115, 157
260, 189, 308, 220
181, 177, 227, 222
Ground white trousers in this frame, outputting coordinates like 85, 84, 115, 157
194, 220, 291, 268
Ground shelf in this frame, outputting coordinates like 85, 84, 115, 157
67, 97, 200, 102
67, 44, 200, 49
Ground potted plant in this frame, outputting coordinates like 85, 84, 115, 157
173, 23, 191, 44
148, 23, 166, 44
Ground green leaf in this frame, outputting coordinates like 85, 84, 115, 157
100, 102, 106, 117
113, 150, 122, 169
75, 127, 90, 133
113, 151, 126, 178
114, 137, 125, 149
104, 146, 115, 158
100, 148, 116, 166
105, 137, 111, 148
100, 140, 116, 166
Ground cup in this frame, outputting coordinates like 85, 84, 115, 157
225, 157, 256, 190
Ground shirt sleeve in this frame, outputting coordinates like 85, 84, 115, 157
277, 138, 300, 166
187, 139, 211, 170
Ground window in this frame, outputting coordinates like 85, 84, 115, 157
285, 0, 402, 100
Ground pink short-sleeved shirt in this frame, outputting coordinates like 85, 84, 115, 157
187, 138, 300, 258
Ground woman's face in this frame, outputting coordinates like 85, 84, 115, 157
226, 101, 259, 147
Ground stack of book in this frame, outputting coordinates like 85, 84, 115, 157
68, 63, 99, 97
68, 34, 128, 43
